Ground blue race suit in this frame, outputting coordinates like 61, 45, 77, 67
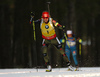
60, 36, 78, 66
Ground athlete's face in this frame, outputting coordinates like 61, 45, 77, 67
67, 34, 72, 37
43, 17, 49, 23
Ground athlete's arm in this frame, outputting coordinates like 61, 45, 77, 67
30, 18, 41, 25
52, 20, 62, 27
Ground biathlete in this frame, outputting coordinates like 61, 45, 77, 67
60, 30, 82, 71
30, 11, 73, 72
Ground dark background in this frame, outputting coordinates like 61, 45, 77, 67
0, 0, 100, 68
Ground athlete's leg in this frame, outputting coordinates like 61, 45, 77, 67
54, 44, 73, 70
65, 49, 71, 61
72, 50, 78, 66
50, 37, 69, 63
42, 43, 50, 65
72, 50, 79, 71
51, 38, 73, 70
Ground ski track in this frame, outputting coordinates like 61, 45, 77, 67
0, 67, 100, 77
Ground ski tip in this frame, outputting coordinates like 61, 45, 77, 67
46, 70, 52, 72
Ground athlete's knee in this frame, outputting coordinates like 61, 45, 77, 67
72, 51, 77, 56
62, 53, 66, 56
43, 53, 47, 57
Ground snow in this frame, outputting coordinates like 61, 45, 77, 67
0, 67, 100, 77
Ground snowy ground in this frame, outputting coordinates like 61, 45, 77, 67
0, 67, 100, 77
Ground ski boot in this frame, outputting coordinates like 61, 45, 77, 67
75, 66, 79, 71
67, 65, 74, 71
46, 65, 52, 72
67, 62, 74, 71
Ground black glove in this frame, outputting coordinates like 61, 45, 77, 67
62, 25, 66, 32
59, 25, 65, 30
31, 12, 35, 16
30, 12, 35, 24
62, 25, 65, 29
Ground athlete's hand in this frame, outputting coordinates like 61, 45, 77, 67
62, 25, 65, 32
31, 12, 35, 17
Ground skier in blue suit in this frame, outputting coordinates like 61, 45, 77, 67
60, 30, 82, 71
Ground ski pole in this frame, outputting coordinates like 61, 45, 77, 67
64, 33, 70, 48
79, 44, 81, 55
78, 39, 82, 68
30, 12, 38, 71
30, 12, 36, 41
32, 20, 36, 41
79, 39, 82, 55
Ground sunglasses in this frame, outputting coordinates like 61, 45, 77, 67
43, 17, 49, 19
